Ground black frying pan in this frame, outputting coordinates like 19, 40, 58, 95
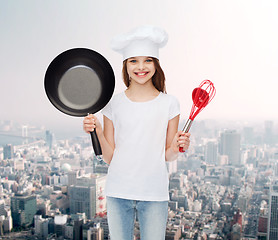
44, 48, 115, 158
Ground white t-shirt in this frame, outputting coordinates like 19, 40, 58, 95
101, 91, 180, 201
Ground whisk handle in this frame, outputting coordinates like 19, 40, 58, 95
179, 119, 193, 152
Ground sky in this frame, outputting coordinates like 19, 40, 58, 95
1, 0, 278, 136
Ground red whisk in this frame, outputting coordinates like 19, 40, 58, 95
179, 79, 216, 152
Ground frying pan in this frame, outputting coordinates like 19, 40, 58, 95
44, 48, 115, 158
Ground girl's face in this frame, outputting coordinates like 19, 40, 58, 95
126, 56, 156, 86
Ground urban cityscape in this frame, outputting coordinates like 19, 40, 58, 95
0, 118, 277, 240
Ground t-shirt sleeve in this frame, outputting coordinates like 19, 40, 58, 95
168, 95, 180, 120
101, 101, 112, 120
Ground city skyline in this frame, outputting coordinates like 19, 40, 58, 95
1, 117, 277, 146
1, 0, 278, 133
0, 113, 277, 238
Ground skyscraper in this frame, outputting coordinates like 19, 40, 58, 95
3, 144, 13, 160
45, 130, 54, 149
11, 193, 37, 227
68, 174, 106, 220
268, 181, 278, 240
68, 185, 95, 219
22, 125, 28, 145
219, 130, 241, 165
264, 121, 274, 145
87, 223, 104, 240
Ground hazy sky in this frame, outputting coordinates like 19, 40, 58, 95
1, 0, 278, 134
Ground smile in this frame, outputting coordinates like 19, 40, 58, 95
135, 72, 149, 76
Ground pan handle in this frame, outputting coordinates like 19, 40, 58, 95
90, 131, 102, 157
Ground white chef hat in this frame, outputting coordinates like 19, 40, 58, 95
110, 25, 168, 60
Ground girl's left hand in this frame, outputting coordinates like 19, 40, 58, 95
172, 131, 190, 153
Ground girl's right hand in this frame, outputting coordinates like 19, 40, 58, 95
83, 114, 103, 135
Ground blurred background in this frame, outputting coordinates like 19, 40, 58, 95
1, 0, 277, 138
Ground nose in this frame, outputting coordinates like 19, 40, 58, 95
137, 61, 145, 70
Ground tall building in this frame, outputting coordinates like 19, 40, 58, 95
45, 130, 54, 149
11, 193, 37, 227
268, 181, 278, 240
87, 223, 104, 240
0, 199, 5, 216
22, 125, 28, 144
68, 185, 95, 219
72, 218, 84, 240
68, 174, 106, 220
205, 141, 218, 164
258, 215, 268, 239
264, 121, 274, 145
34, 215, 49, 239
54, 215, 68, 237
3, 144, 13, 160
231, 209, 242, 232
219, 130, 241, 165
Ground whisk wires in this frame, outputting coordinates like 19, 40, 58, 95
189, 80, 216, 120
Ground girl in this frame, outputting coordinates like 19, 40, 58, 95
83, 25, 190, 240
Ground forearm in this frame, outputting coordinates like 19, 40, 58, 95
97, 132, 114, 164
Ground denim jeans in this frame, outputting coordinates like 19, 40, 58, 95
106, 196, 168, 240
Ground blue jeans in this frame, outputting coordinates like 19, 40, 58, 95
106, 197, 168, 240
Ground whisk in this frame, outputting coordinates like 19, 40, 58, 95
179, 79, 216, 152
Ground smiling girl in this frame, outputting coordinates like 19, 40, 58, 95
83, 25, 190, 240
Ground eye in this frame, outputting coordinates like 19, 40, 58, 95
129, 59, 136, 63
146, 59, 153, 63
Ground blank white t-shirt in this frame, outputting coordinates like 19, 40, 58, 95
101, 91, 180, 201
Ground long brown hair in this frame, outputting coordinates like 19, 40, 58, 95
122, 58, 166, 93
